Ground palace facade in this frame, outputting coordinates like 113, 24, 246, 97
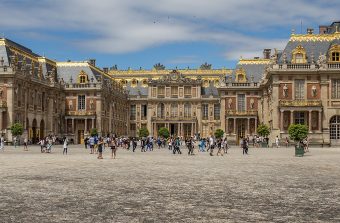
1, 21, 340, 146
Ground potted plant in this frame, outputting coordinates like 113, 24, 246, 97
214, 129, 224, 139
138, 127, 149, 138
90, 128, 98, 137
257, 124, 270, 147
158, 127, 170, 139
10, 122, 24, 146
288, 124, 308, 157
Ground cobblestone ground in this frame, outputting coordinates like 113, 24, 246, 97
0, 144, 339, 223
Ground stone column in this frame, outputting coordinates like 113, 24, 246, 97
71, 118, 74, 134
0, 111, 3, 131
309, 110, 312, 132
191, 123, 193, 136
65, 118, 68, 134
233, 118, 236, 134
226, 118, 229, 135
319, 111, 322, 132
247, 118, 250, 136
255, 118, 258, 134
290, 111, 294, 125
280, 110, 284, 131
220, 98, 226, 133
85, 119, 88, 133
91, 118, 95, 129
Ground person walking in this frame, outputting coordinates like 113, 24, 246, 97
89, 136, 95, 154
38, 138, 45, 153
97, 137, 104, 159
0, 136, 4, 151
285, 137, 289, 148
242, 137, 248, 155
173, 137, 182, 154
132, 138, 137, 152
63, 137, 68, 155
275, 135, 280, 148
186, 137, 194, 155
110, 137, 117, 159
216, 138, 223, 156
223, 138, 229, 154
209, 136, 215, 156
141, 138, 146, 152
23, 137, 28, 151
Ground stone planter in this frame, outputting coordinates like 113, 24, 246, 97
295, 145, 304, 157
261, 142, 268, 148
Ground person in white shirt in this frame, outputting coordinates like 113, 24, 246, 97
63, 137, 68, 155
275, 136, 280, 148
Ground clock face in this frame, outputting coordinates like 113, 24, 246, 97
171, 73, 178, 80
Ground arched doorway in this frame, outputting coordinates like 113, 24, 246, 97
32, 119, 37, 143
40, 119, 45, 140
330, 116, 340, 145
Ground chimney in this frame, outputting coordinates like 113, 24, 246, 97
103, 67, 109, 73
88, 59, 96, 67
263, 49, 271, 59
319, 25, 328, 34
307, 28, 314, 34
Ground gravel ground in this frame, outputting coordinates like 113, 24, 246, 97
0, 144, 339, 223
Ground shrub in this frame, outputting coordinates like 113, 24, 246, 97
90, 128, 98, 137
257, 124, 270, 137
158, 127, 170, 139
288, 124, 308, 143
214, 129, 224, 139
10, 123, 24, 136
138, 127, 149, 138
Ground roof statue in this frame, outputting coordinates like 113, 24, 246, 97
153, 63, 165, 70
200, 62, 212, 70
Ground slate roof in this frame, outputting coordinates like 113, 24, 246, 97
124, 82, 148, 96
57, 62, 103, 84
229, 62, 268, 83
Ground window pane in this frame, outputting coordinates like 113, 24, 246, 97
78, 95, 85, 110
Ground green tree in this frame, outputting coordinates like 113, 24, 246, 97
158, 127, 170, 139
138, 127, 149, 138
10, 123, 24, 136
214, 129, 224, 139
90, 128, 98, 137
257, 124, 270, 137
288, 124, 308, 143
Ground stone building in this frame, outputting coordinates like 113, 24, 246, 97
110, 66, 232, 138
0, 38, 128, 143
219, 21, 340, 146
0, 38, 64, 143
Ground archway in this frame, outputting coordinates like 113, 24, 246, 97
32, 119, 37, 143
40, 119, 45, 140
330, 116, 340, 145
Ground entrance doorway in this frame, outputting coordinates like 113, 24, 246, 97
170, 123, 178, 136
236, 119, 246, 145
78, 130, 84, 144
330, 116, 340, 145
183, 124, 192, 138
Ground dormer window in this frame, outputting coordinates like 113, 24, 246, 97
332, 52, 340, 62
291, 45, 307, 64
78, 70, 88, 83
235, 67, 247, 83
328, 44, 340, 62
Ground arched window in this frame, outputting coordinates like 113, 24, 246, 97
171, 103, 178, 118
78, 70, 88, 83
291, 45, 307, 64
329, 44, 340, 62
295, 53, 304, 63
157, 103, 165, 118
184, 103, 191, 118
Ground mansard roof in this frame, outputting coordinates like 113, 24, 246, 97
229, 59, 270, 83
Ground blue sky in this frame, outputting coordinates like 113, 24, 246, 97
0, 0, 339, 70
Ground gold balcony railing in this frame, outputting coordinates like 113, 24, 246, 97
279, 100, 322, 107
151, 116, 197, 121
226, 110, 258, 116
0, 100, 7, 108
66, 110, 96, 116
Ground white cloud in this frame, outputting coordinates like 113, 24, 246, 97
0, 0, 339, 60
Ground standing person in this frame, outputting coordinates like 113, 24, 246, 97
168, 138, 173, 150
275, 135, 280, 148
89, 136, 95, 154
186, 137, 194, 155
216, 138, 223, 156
47, 137, 53, 153
84, 137, 89, 150
173, 137, 182, 154
0, 135, 4, 151
209, 136, 215, 156
63, 137, 68, 155
141, 138, 146, 152
23, 137, 28, 151
198, 138, 205, 152
38, 138, 45, 153
97, 137, 104, 159
110, 137, 117, 159
285, 137, 289, 148
132, 138, 137, 152
242, 138, 248, 155
13, 136, 17, 148
94, 135, 98, 154
157, 137, 162, 149
223, 138, 229, 154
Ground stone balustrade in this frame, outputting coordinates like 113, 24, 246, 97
279, 100, 322, 107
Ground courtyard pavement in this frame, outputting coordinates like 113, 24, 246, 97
0, 144, 339, 223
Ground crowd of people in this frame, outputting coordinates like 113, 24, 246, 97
0, 133, 311, 157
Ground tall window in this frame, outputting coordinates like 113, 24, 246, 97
202, 104, 209, 120
295, 53, 304, 63
332, 52, 340, 62
214, 104, 220, 120
171, 103, 178, 117
130, 105, 136, 120
295, 112, 305, 124
332, 79, 340, 98
141, 104, 147, 119
237, 94, 245, 112
171, 86, 178, 98
295, 80, 305, 99
157, 103, 165, 118
78, 95, 85, 110
184, 86, 191, 98
184, 103, 191, 118
158, 86, 165, 98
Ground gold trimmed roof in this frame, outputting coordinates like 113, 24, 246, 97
109, 68, 232, 76
238, 59, 271, 65
289, 32, 340, 42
